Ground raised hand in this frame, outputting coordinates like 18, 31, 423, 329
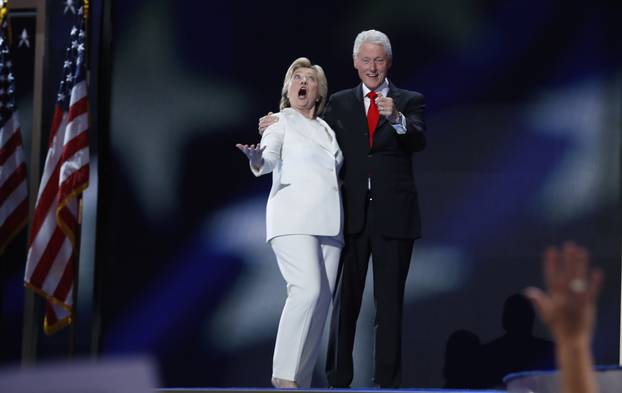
236, 143, 265, 170
375, 94, 400, 123
525, 242, 603, 343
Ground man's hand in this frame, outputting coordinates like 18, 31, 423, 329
236, 143, 265, 170
375, 95, 400, 123
258, 112, 279, 135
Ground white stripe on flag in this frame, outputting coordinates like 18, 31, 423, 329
0, 114, 19, 146
59, 147, 89, 184
35, 115, 68, 200
24, 206, 58, 279
0, 145, 25, 187
40, 236, 73, 302
64, 112, 88, 144
69, 80, 87, 106
0, 181, 27, 227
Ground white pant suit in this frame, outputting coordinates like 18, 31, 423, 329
251, 108, 344, 387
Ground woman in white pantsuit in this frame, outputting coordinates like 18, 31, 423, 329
236, 57, 344, 388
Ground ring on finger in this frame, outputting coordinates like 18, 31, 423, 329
569, 279, 587, 293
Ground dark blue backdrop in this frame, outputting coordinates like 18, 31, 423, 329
1, 0, 620, 389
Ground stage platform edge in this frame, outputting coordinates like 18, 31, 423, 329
157, 389, 506, 393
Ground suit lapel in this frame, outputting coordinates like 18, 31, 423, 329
289, 109, 338, 157
316, 118, 341, 157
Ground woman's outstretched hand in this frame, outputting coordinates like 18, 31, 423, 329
236, 143, 265, 170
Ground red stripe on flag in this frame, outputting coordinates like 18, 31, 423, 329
60, 131, 89, 163
28, 227, 67, 288
0, 128, 23, 165
57, 202, 78, 243
47, 106, 65, 147
58, 202, 78, 228
45, 304, 59, 326
0, 198, 27, 252
27, 163, 61, 245
0, 163, 26, 205
59, 166, 89, 204
67, 96, 88, 123
53, 251, 74, 302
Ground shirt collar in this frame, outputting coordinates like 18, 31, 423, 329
362, 79, 390, 98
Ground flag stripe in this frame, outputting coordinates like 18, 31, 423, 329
69, 80, 87, 107
25, 207, 58, 278
47, 105, 65, 147
60, 154, 89, 198
0, 181, 27, 227
64, 111, 88, 144
0, 144, 25, 185
41, 236, 73, 302
28, 227, 66, 288
27, 161, 61, 244
52, 250, 74, 301
0, 163, 26, 206
60, 135, 89, 178
0, 126, 23, 165
0, 113, 18, 145
0, 197, 27, 253
67, 91, 87, 122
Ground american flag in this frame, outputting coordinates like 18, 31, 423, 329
24, 4, 89, 334
0, 16, 28, 255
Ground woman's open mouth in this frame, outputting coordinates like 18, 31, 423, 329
298, 87, 307, 99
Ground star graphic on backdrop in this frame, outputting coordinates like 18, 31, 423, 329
18, 28, 30, 48
527, 80, 615, 222
63, 0, 76, 15
112, 0, 250, 220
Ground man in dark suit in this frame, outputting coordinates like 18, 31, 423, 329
258, 29, 425, 388
323, 29, 426, 388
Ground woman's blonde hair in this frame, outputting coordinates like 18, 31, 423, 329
279, 57, 328, 118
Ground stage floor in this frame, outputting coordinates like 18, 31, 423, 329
158, 389, 506, 393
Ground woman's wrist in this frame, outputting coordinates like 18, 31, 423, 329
251, 158, 263, 170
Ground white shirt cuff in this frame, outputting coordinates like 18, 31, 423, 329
390, 112, 407, 135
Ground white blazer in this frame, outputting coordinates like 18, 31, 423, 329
251, 108, 344, 242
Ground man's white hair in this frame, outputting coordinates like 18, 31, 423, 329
352, 29, 392, 60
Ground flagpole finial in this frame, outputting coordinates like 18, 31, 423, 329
0, 0, 8, 24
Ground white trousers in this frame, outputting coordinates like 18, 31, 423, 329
270, 234, 342, 388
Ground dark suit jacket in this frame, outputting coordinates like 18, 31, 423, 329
323, 83, 426, 238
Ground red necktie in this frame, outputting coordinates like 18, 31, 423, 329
366, 91, 379, 147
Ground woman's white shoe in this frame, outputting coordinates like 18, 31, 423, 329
271, 377, 299, 388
